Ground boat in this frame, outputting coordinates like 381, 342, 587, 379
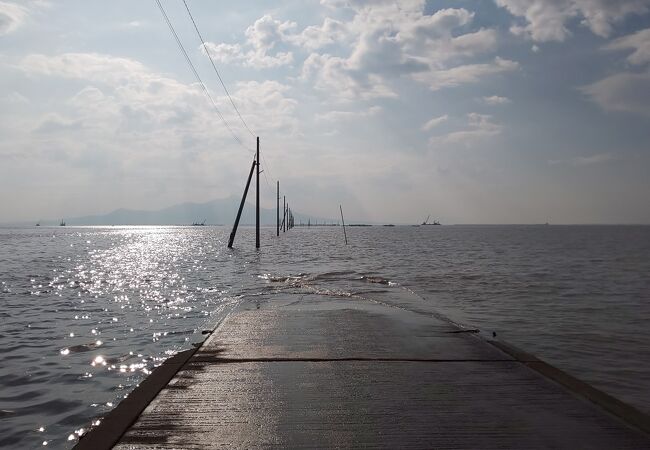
422, 215, 441, 226
35, 222, 40, 227
192, 219, 206, 226
59, 220, 66, 226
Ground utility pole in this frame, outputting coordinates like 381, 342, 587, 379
340, 204, 348, 245
276, 181, 280, 237
228, 159, 256, 248
255, 137, 260, 249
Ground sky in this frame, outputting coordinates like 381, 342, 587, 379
1, 0, 650, 224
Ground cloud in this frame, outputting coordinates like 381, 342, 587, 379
20, 52, 151, 85
316, 105, 382, 122
429, 113, 502, 147
548, 152, 617, 166
582, 72, 650, 116
421, 114, 448, 131
202, 15, 295, 68
583, 27, 650, 117
605, 28, 650, 66
2, 91, 29, 104
481, 95, 511, 105
14, 52, 300, 167
300, 5, 512, 100
301, 52, 397, 100
412, 57, 519, 91
229, 80, 299, 134
202, 5, 513, 101
288, 17, 349, 50
33, 114, 84, 134
495, 0, 650, 42
0, 1, 27, 36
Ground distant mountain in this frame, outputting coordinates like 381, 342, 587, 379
35, 197, 334, 226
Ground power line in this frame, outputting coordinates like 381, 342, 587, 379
180, 0, 277, 187
154, 0, 252, 154
181, 0, 256, 138
261, 152, 273, 188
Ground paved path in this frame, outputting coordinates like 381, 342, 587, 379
78, 294, 649, 449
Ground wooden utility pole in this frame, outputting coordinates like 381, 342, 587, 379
340, 204, 348, 245
276, 181, 280, 237
228, 159, 256, 248
256, 137, 260, 249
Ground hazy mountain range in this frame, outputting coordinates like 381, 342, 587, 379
18, 197, 335, 226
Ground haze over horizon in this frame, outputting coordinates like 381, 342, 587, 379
1, 0, 650, 224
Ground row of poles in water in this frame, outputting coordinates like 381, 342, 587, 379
153, 2, 335, 249
227, 137, 294, 249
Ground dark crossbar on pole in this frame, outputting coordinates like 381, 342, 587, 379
227, 159, 256, 248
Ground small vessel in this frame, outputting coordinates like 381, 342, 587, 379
35, 222, 40, 227
421, 215, 441, 226
192, 219, 206, 226
59, 220, 66, 226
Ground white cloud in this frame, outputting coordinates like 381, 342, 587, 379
230, 80, 299, 134
0, 1, 27, 36
429, 113, 502, 147
287, 17, 349, 50
495, 0, 650, 42
124, 20, 146, 29
33, 114, 84, 134
316, 105, 382, 122
301, 52, 397, 100
481, 95, 511, 105
606, 28, 650, 66
20, 52, 151, 85
549, 152, 617, 166
3, 91, 29, 104
14, 52, 300, 165
202, 5, 512, 101
202, 15, 295, 69
421, 114, 448, 131
413, 57, 519, 91
582, 72, 650, 116
300, 5, 512, 101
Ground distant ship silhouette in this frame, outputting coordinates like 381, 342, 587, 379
422, 215, 441, 226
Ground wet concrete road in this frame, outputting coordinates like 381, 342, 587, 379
80, 295, 649, 449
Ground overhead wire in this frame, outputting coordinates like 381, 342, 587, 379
180, 0, 276, 186
179, 1, 280, 187
181, 0, 256, 139
154, 0, 253, 156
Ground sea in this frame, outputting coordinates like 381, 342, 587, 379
1, 225, 649, 448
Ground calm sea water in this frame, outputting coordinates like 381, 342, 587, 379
1, 225, 649, 448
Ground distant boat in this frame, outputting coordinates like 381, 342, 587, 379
35, 222, 40, 227
421, 215, 441, 226
59, 220, 66, 226
192, 219, 206, 226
